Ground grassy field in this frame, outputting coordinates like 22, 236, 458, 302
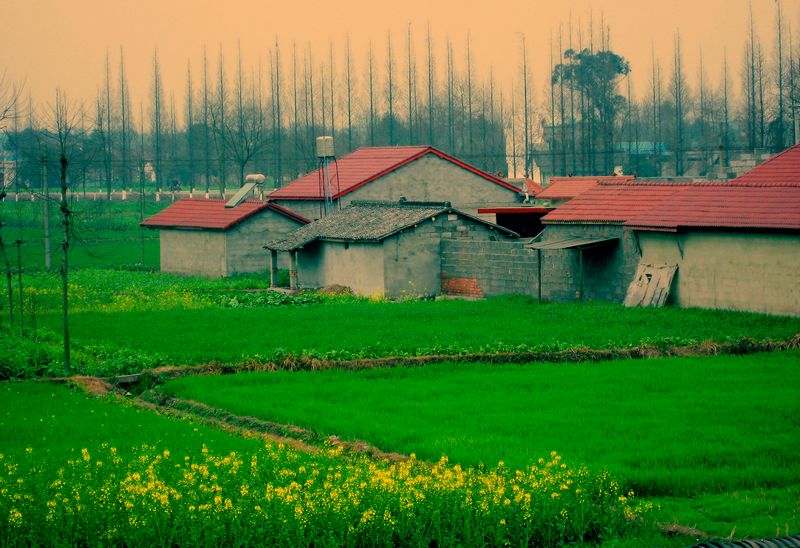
160, 351, 800, 538
7, 268, 795, 375
0, 382, 654, 546
2, 198, 164, 269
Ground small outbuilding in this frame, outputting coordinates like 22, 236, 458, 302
626, 180, 800, 316
142, 199, 309, 277
537, 181, 693, 302
265, 200, 517, 298
268, 146, 522, 220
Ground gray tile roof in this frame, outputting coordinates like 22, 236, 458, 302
265, 200, 516, 251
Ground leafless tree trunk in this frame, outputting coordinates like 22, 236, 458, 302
345, 35, 353, 151
185, 61, 195, 192
368, 40, 375, 146
426, 24, 435, 146
407, 24, 415, 145
387, 32, 394, 146
216, 45, 227, 193
202, 47, 212, 193
103, 51, 113, 197
466, 33, 473, 157
151, 50, 163, 191
119, 47, 130, 191
559, 25, 567, 175
521, 34, 530, 177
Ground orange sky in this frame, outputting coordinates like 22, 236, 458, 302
1, 0, 797, 122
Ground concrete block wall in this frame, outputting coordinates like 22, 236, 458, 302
440, 223, 640, 303
540, 224, 641, 303
227, 211, 304, 274
440, 240, 539, 298
384, 214, 507, 297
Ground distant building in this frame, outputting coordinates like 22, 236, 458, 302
0, 160, 15, 188
142, 199, 309, 277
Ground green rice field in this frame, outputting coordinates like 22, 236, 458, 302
160, 351, 800, 538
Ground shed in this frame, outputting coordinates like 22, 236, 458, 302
268, 146, 521, 220
265, 200, 517, 298
538, 181, 693, 302
626, 181, 800, 316
142, 199, 309, 277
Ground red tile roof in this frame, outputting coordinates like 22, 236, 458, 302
141, 199, 310, 231
505, 178, 544, 195
626, 182, 800, 232
542, 182, 693, 224
268, 145, 519, 200
536, 175, 635, 200
733, 143, 800, 185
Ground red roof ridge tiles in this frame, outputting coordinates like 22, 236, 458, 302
142, 198, 310, 231
268, 145, 518, 201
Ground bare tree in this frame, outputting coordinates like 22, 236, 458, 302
520, 34, 530, 177
185, 60, 196, 192
345, 35, 353, 151
368, 40, 376, 146
119, 47, 130, 190
213, 54, 270, 186
40, 90, 83, 374
0, 76, 21, 331
387, 31, 395, 145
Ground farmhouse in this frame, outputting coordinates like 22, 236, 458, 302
268, 146, 522, 220
142, 199, 309, 277
265, 200, 517, 297
626, 182, 800, 316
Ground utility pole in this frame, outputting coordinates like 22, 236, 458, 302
41, 155, 51, 271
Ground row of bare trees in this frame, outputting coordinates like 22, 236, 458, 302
546, 3, 800, 177
4, 4, 800, 195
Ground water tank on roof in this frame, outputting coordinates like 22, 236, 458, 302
316, 136, 335, 158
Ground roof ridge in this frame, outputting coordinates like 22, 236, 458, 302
349, 199, 451, 208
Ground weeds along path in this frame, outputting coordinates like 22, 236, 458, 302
60, 376, 412, 463
132, 333, 800, 385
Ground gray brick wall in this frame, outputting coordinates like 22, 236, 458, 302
440, 240, 539, 297
541, 224, 641, 303
440, 223, 640, 303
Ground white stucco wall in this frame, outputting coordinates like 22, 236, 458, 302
637, 231, 800, 316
